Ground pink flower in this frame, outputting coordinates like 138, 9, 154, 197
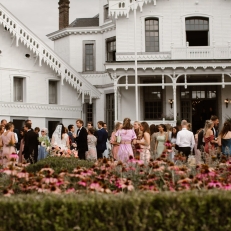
89, 183, 102, 191
65, 188, 75, 194
208, 182, 222, 188
78, 181, 87, 187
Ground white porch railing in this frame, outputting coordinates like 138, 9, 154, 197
117, 120, 176, 127
116, 46, 231, 61
171, 46, 231, 60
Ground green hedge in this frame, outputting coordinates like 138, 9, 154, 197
0, 192, 231, 231
26, 157, 94, 173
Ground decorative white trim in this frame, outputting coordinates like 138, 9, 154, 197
0, 102, 81, 111
109, 0, 158, 19
116, 52, 171, 61
0, 3, 101, 98
82, 73, 110, 78
47, 25, 116, 41
105, 62, 231, 71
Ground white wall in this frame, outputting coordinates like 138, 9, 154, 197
0, 24, 83, 129
116, 0, 231, 53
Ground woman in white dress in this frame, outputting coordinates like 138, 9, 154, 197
51, 124, 70, 151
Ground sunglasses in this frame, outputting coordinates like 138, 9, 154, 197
41, 131, 45, 132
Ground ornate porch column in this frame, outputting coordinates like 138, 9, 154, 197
173, 78, 177, 123
114, 78, 118, 123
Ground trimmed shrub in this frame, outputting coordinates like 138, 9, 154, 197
0, 192, 231, 231
26, 157, 94, 173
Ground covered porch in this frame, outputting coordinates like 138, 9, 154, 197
105, 61, 231, 130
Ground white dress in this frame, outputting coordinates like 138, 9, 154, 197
51, 133, 69, 150
60, 134, 69, 150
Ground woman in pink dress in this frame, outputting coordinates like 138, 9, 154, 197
0, 123, 16, 161
204, 120, 218, 153
115, 118, 137, 162
110, 122, 122, 160
85, 128, 97, 160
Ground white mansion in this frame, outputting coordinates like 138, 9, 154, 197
1, 0, 231, 135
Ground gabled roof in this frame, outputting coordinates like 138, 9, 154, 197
0, 3, 101, 99
69, 18, 99, 27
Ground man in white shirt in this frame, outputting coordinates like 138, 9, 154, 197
176, 120, 195, 159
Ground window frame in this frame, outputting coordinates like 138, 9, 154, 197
48, 80, 58, 105
86, 103, 94, 124
143, 86, 163, 120
181, 14, 213, 47
106, 36, 116, 62
104, 4, 110, 22
12, 76, 27, 103
145, 18, 160, 52
83, 40, 96, 72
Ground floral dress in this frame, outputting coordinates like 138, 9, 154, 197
38, 136, 50, 161
139, 137, 150, 163
85, 135, 97, 160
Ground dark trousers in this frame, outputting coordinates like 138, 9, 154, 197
78, 150, 86, 160
97, 149, 104, 159
178, 147, 191, 159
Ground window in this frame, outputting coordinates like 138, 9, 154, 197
104, 5, 109, 21
49, 81, 57, 104
144, 86, 162, 120
86, 103, 93, 124
106, 37, 116, 61
85, 44, 94, 71
185, 17, 209, 46
145, 18, 159, 52
14, 77, 23, 102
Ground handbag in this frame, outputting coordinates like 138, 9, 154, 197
116, 133, 121, 143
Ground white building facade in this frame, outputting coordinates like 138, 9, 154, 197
1, 0, 231, 135
0, 3, 101, 136
48, 0, 231, 133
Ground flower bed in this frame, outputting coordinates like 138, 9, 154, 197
1, 154, 231, 195
0, 192, 231, 231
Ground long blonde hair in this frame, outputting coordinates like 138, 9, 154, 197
204, 120, 213, 135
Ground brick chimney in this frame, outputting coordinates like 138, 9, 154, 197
58, 0, 70, 30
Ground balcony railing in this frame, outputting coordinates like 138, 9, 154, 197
116, 45, 231, 61
172, 45, 231, 60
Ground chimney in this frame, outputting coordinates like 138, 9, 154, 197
58, 0, 70, 30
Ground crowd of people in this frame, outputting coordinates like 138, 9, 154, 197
0, 114, 231, 165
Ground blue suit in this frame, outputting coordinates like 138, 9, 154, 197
96, 128, 108, 159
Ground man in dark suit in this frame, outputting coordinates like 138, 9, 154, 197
95, 121, 108, 159
68, 124, 77, 150
23, 122, 38, 163
75, 119, 88, 160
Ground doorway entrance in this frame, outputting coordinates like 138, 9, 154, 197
180, 86, 217, 133
47, 120, 61, 139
